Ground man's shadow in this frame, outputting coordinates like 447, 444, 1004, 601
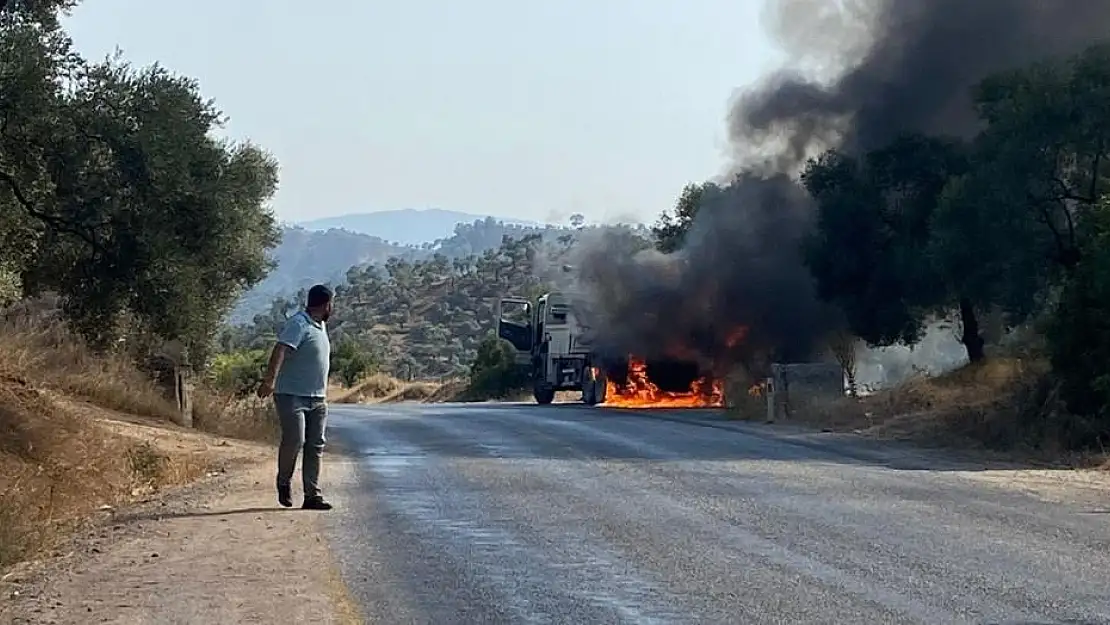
111, 506, 304, 522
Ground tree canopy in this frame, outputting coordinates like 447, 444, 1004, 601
1, 1, 280, 365
802, 41, 1110, 429
801, 134, 979, 358
652, 183, 707, 253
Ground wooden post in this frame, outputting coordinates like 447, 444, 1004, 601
176, 369, 193, 428
146, 353, 193, 428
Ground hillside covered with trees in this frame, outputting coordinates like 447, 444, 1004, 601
298, 208, 542, 245
223, 219, 650, 382
228, 217, 577, 324
227, 226, 409, 323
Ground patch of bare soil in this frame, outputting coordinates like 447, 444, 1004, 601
0, 411, 361, 625
949, 466, 1110, 508
54, 397, 263, 468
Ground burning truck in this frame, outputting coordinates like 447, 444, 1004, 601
496, 291, 725, 408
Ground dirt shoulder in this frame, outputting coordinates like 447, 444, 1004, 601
0, 413, 361, 625
636, 409, 1110, 508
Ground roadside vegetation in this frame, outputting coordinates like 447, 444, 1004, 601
0, 1, 280, 569
709, 44, 1110, 458
0, 308, 243, 569
799, 44, 1110, 456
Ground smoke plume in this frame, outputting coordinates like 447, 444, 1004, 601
575, 0, 1110, 377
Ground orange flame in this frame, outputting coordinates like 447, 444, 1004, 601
601, 356, 723, 408
748, 381, 768, 398
725, 326, 749, 348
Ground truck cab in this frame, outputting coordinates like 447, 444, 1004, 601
497, 292, 606, 405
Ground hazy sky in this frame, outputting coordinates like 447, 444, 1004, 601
64, 1, 784, 226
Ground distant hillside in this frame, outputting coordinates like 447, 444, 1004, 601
299, 208, 542, 245
223, 223, 653, 379
228, 226, 410, 324
228, 218, 563, 325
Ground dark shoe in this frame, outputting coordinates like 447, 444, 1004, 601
277, 484, 293, 508
302, 496, 333, 510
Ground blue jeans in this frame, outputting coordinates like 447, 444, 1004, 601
273, 394, 328, 498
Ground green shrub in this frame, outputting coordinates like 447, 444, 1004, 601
467, 336, 529, 398
331, 337, 380, 387
207, 348, 269, 397
1046, 201, 1110, 445
0, 264, 21, 308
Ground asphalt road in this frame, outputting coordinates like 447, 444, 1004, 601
321, 403, 1110, 625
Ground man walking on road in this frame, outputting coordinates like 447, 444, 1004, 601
257, 284, 334, 510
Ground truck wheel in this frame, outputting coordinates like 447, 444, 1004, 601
583, 384, 596, 405
534, 386, 555, 405
583, 373, 606, 406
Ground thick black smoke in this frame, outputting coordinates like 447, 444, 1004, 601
573, 175, 819, 377
736, 0, 1110, 166
575, 0, 1110, 378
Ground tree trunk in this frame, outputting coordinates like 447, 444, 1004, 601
958, 296, 986, 363
844, 367, 858, 397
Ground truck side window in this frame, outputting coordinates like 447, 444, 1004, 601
500, 301, 530, 325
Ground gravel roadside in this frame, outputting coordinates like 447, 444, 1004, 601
0, 454, 362, 625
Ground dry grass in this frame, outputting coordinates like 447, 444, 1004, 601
330, 374, 528, 405
421, 377, 536, 403
380, 381, 440, 403
424, 378, 471, 402
191, 392, 279, 443
724, 370, 771, 421
1, 310, 276, 443
767, 357, 1104, 457
330, 373, 403, 403
0, 311, 266, 571
0, 315, 180, 423
812, 357, 1041, 436
330, 373, 443, 404
0, 380, 206, 569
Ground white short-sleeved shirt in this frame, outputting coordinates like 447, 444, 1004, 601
274, 311, 330, 398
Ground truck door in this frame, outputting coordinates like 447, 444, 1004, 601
497, 297, 533, 364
